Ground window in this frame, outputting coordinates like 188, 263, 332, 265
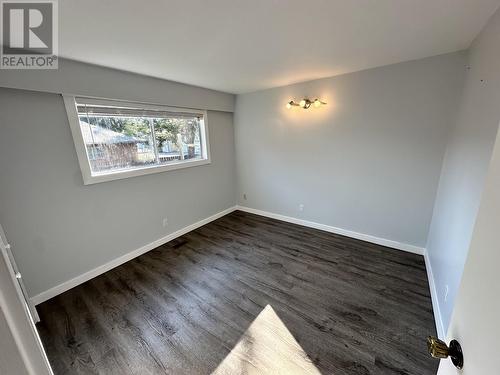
64, 96, 210, 184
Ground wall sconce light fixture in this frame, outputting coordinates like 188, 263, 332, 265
287, 98, 326, 109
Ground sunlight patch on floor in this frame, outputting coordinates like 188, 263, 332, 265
212, 305, 322, 374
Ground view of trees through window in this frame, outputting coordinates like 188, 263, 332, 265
77, 113, 203, 174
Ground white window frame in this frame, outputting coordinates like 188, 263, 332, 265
63, 95, 211, 185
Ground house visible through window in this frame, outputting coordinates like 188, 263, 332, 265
64, 96, 210, 184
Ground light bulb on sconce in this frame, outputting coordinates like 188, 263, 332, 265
287, 98, 326, 110
300, 99, 313, 109
313, 99, 327, 108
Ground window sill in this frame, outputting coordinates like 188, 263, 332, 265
82, 158, 211, 185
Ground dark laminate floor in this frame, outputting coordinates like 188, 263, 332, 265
37, 211, 438, 375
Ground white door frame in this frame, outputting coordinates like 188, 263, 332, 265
0, 225, 53, 375
3, 241, 40, 323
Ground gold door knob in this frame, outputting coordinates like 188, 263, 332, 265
427, 336, 449, 358
427, 336, 463, 369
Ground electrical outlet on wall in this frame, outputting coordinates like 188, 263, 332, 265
243, 193, 247, 200
162, 217, 168, 227
299, 204, 304, 212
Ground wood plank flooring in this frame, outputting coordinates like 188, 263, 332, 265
36, 211, 438, 375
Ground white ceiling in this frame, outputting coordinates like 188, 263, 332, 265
60, 0, 500, 94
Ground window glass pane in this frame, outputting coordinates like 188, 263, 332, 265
78, 115, 155, 174
74, 99, 207, 180
153, 117, 203, 165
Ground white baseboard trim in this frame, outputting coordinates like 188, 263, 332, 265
32, 204, 430, 309
424, 250, 446, 339
236, 205, 426, 255
31, 206, 237, 306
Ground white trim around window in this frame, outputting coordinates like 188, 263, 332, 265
63, 95, 211, 185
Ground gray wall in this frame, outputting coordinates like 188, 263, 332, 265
235, 52, 465, 248
426, 7, 500, 334
0, 58, 234, 112
0, 85, 236, 297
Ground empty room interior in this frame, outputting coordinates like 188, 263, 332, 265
2, 1, 500, 374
